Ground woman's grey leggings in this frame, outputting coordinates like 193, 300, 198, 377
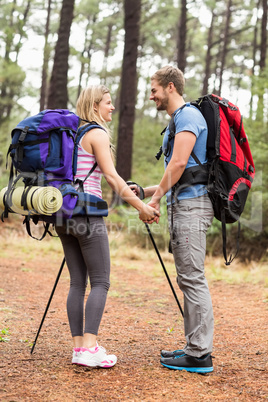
56, 216, 110, 337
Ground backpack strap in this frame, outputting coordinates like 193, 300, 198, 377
169, 110, 209, 194
75, 197, 108, 210
74, 121, 105, 146
155, 105, 186, 161
221, 210, 240, 265
172, 165, 208, 195
23, 215, 54, 241
159, 105, 209, 192
73, 122, 106, 187
155, 126, 167, 160
75, 161, 98, 192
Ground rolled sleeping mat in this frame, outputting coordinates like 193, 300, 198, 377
24, 186, 63, 215
0, 186, 63, 216
0, 187, 8, 214
16, 186, 63, 215
0, 186, 27, 215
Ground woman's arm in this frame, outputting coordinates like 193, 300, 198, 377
82, 129, 160, 222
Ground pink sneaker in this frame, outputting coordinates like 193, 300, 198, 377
72, 347, 81, 364
76, 345, 117, 368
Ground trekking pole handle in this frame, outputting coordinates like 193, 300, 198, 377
126, 181, 145, 200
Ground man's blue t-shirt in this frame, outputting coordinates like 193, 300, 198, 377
162, 103, 208, 205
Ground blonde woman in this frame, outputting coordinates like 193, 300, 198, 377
56, 85, 159, 368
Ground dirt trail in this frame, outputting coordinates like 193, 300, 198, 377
0, 226, 267, 401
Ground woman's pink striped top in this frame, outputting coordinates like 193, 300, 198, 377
74, 140, 102, 197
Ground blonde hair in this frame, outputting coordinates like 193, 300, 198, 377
76, 84, 114, 155
151, 65, 185, 96
76, 85, 111, 135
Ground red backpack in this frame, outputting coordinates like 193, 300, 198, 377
158, 94, 255, 265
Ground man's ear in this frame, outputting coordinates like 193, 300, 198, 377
168, 82, 175, 92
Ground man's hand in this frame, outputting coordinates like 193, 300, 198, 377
139, 203, 160, 223
147, 199, 160, 224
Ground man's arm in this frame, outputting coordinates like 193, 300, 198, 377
143, 186, 159, 198
149, 130, 196, 209
128, 184, 158, 199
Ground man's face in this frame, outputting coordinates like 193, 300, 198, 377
150, 79, 169, 111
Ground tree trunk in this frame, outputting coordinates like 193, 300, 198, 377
202, 10, 215, 96
249, 0, 261, 118
0, 0, 17, 121
40, 0, 52, 111
101, 23, 113, 83
256, 0, 267, 121
115, 0, 141, 186
47, 0, 75, 109
259, 0, 267, 71
176, 0, 187, 73
14, 0, 31, 62
218, 0, 232, 95
77, 15, 96, 100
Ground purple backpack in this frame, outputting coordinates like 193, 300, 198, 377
4, 109, 108, 238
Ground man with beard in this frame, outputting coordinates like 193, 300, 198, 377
132, 66, 215, 373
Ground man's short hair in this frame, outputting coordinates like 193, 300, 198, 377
151, 65, 185, 96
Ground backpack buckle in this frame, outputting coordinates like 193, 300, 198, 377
219, 98, 229, 108
155, 146, 163, 160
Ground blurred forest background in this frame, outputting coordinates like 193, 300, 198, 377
0, 0, 267, 261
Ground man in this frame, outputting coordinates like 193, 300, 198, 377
137, 66, 214, 373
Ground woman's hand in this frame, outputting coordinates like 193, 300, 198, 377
139, 203, 160, 224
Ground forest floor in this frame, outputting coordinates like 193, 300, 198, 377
0, 217, 267, 401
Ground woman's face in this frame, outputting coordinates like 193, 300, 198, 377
96, 93, 115, 122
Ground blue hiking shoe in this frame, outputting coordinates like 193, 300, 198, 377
161, 349, 185, 358
160, 353, 213, 374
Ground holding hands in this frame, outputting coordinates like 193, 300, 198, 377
139, 203, 160, 224
127, 181, 160, 224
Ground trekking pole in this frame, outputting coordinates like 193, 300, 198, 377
30, 257, 65, 354
126, 181, 184, 317
144, 222, 184, 317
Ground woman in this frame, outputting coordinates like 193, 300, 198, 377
56, 85, 159, 368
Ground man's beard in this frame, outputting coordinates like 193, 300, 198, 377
156, 92, 169, 111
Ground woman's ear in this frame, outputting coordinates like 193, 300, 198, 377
93, 102, 98, 112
